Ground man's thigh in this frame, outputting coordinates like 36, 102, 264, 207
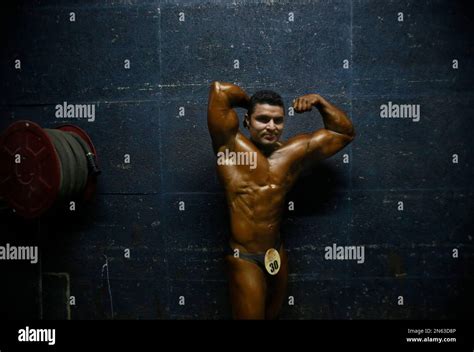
265, 246, 288, 320
226, 256, 267, 319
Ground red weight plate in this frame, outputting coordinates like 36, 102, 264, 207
56, 124, 98, 201
0, 120, 61, 218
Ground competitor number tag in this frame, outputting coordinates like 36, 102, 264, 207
264, 248, 281, 275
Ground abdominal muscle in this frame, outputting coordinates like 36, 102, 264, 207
227, 191, 284, 254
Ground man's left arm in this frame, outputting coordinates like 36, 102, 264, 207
292, 94, 355, 167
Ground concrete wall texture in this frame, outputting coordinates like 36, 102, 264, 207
0, 0, 473, 319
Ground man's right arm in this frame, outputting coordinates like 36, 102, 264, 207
207, 81, 249, 152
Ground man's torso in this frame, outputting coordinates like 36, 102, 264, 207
217, 132, 303, 253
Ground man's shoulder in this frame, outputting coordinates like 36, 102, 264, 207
268, 137, 308, 162
278, 134, 311, 150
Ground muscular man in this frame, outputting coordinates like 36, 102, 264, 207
207, 81, 355, 319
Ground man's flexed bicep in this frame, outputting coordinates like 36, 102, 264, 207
303, 128, 353, 166
207, 81, 249, 152
280, 129, 352, 175
283, 93, 355, 172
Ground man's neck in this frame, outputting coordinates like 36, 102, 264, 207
251, 139, 282, 157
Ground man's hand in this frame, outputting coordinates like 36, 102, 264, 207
292, 94, 320, 113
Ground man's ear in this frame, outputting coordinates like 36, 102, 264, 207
243, 113, 249, 129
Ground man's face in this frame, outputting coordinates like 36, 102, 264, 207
246, 103, 284, 147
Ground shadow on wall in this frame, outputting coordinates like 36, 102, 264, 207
285, 162, 345, 217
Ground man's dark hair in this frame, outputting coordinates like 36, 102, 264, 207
244, 90, 285, 128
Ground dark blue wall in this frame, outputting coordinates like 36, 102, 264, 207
1, 0, 473, 319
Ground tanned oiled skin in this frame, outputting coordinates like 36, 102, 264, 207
207, 81, 355, 319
